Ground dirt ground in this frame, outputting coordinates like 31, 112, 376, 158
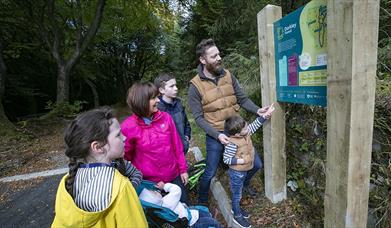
0, 117, 68, 179
216, 168, 302, 227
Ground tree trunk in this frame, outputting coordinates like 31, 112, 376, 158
0, 101, 15, 136
41, 0, 106, 102
84, 78, 99, 107
0, 41, 5, 98
56, 65, 70, 103
0, 40, 16, 135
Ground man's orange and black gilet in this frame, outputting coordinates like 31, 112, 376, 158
190, 70, 239, 131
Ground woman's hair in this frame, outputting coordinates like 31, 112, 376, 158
224, 115, 246, 136
64, 107, 126, 197
126, 81, 159, 117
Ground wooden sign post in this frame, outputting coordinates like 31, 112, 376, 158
257, 5, 286, 203
257, 0, 380, 226
325, 1, 380, 227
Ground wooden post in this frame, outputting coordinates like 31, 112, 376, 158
325, 0, 380, 227
257, 5, 286, 203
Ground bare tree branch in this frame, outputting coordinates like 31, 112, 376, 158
67, 0, 105, 70
47, 0, 64, 65
75, 0, 84, 51
381, 6, 391, 17
380, 62, 391, 73
25, 1, 51, 54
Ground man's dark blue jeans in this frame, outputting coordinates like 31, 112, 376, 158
198, 134, 263, 203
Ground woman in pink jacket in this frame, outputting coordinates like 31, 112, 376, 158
121, 81, 189, 204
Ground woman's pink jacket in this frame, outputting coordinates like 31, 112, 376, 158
121, 111, 187, 183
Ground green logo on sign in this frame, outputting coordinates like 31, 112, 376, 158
277, 27, 284, 40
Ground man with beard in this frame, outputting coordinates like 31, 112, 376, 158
188, 38, 271, 207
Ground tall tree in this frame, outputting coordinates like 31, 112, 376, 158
0, 40, 5, 105
84, 0, 176, 104
0, 39, 16, 135
0, 0, 17, 133
23, 0, 106, 102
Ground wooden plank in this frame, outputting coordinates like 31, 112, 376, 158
325, 0, 380, 227
257, 5, 286, 203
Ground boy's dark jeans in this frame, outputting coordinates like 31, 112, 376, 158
198, 134, 263, 203
228, 168, 247, 216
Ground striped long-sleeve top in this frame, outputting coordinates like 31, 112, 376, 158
73, 160, 142, 212
223, 117, 265, 165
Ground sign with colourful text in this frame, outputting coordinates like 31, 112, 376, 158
274, 0, 327, 106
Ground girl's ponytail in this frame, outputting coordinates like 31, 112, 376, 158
65, 156, 79, 197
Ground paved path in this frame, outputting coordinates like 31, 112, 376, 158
0, 168, 68, 183
0, 175, 62, 228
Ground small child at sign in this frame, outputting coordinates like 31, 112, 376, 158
223, 103, 275, 228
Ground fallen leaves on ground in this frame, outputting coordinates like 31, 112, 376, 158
217, 166, 303, 227
0, 177, 44, 203
0, 118, 68, 178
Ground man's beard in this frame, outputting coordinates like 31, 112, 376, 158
205, 61, 222, 76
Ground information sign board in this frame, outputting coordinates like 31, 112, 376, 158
273, 0, 327, 106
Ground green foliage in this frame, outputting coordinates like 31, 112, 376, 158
315, 138, 325, 151
370, 152, 391, 227
367, 3, 391, 223
378, 37, 391, 80
1, 0, 179, 117
377, 78, 391, 98
284, 105, 327, 225
369, 79, 391, 227
44, 101, 86, 118
223, 49, 260, 93
378, 0, 391, 79
299, 142, 310, 152
83, 0, 179, 103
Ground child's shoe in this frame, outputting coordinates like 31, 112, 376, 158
231, 208, 250, 219
233, 215, 252, 228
